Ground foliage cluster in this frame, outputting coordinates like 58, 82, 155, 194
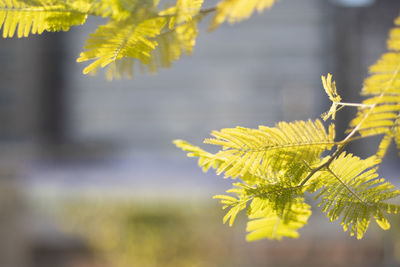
0, 0, 275, 79
2, 0, 400, 241
59, 201, 243, 267
175, 14, 400, 240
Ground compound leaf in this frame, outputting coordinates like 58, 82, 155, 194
349, 16, 400, 159
0, 0, 88, 38
246, 198, 311, 241
321, 73, 342, 121
77, 15, 167, 75
313, 153, 400, 239
204, 119, 335, 179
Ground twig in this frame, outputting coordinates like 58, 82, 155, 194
299, 63, 400, 190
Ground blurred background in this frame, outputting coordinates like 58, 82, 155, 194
1, 0, 400, 266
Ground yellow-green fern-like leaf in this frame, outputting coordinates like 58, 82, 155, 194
175, 120, 335, 181
321, 73, 342, 121
174, 139, 261, 185
214, 180, 310, 240
153, 20, 199, 65
209, 0, 276, 31
102, 19, 200, 80
142, 18, 200, 74
313, 152, 400, 239
246, 197, 311, 241
214, 183, 251, 226
376, 131, 394, 160
204, 119, 335, 179
173, 139, 223, 172
214, 195, 247, 226
77, 2, 202, 80
0, 0, 88, 38
77, 16, 167, 75
159, 0, 203, 28
349, 16, 400, 158
104, 57, 135, 80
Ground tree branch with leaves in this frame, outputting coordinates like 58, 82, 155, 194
0, 0, 276, 79
175, 15, 400, 240
2, 0, 400, 241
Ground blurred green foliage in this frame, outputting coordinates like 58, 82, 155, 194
37, 197, 400, 267
57, 199, 243, 267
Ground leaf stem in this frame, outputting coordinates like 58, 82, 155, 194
159, 6, 216, 18
336, 102, 373, 108
326, 167, 364, 203
199, 7, 217, 15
